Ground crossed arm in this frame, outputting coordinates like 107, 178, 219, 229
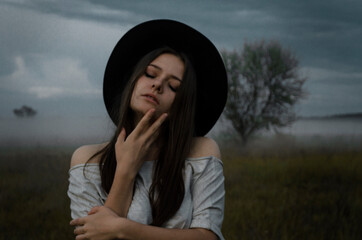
69, 109, 218, 240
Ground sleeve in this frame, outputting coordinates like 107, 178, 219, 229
67, 165, 106, 219
190, 156, 225, 240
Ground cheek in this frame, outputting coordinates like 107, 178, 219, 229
130, 93, 135, 108
130, 82, 141, 108
130, 87, 136, 104
165, 93, 176, 110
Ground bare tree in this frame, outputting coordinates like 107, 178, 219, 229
13, 105, 37, 118
221, 40, 306, 143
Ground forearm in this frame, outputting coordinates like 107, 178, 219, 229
117, 218, 217, 240
104, 165, 135, 217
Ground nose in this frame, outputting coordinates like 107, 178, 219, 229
152, 77, 163, 93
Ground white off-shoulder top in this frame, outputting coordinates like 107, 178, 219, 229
67, 156, 225, 240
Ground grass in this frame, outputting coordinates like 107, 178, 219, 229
0, 147, 75, 240
0, 136, 361, 239
221, 136, 362, 240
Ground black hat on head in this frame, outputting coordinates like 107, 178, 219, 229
103, 19, 227, 136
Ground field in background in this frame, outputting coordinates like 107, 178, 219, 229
0, 135, 361, 239
220, 135, 362, 240
0, 147, 74, 239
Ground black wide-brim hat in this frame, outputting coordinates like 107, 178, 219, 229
103, 19, 227, 136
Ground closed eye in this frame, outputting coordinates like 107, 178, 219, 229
169, 85, 177, 92
145, 72, 155, 79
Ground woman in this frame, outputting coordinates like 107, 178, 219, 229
68, 19, 228, 240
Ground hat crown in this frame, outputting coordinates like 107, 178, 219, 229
103, 19, 227, 136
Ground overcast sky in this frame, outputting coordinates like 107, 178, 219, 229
1, 0, 361, 119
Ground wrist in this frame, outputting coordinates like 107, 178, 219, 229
115, 163, 137, 181
116, 218, 134, 239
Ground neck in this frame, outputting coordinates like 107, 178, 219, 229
131, 111, 165, 161
145, 139, 164, 161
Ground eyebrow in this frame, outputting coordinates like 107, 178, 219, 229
148, 64, 182, 82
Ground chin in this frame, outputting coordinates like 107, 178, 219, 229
133, 106, 161, 120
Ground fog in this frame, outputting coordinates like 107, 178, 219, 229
0, 116, 361, 147
276, 118, 362, 136
0, 115, 115, 147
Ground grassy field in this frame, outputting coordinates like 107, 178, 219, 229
0, 136, 361, 239
0, 147, 75, 239
221, 137, 362, 240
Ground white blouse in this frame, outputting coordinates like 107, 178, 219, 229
68, 156, 225, 240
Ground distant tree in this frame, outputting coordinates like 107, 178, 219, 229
13, 105, 37, 118
221, 40, 306, 143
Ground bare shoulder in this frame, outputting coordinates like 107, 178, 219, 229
188, 137, 221, 159
70, 142, 108, 168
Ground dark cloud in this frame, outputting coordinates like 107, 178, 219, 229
1, 0, 145, 26
0, 0, 361, 117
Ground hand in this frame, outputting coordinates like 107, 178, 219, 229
70, 206, 126, 240
115, 108, 168, 178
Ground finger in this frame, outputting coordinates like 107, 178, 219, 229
133, 108, 156, 136
116, 128, 126, 143
145, 123, 164, 146
76, 233, 87, 240
144, 113, 168, 139
70, 218, 84, 226
148, 128, 161, 142
88, 206, 101, 215
74, 226, 85, 235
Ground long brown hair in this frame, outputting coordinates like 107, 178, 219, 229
88, 46, 197, 226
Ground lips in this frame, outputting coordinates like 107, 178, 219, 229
142, 93, 159, 105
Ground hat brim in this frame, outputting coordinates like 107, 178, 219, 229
103, 19, 227, 136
